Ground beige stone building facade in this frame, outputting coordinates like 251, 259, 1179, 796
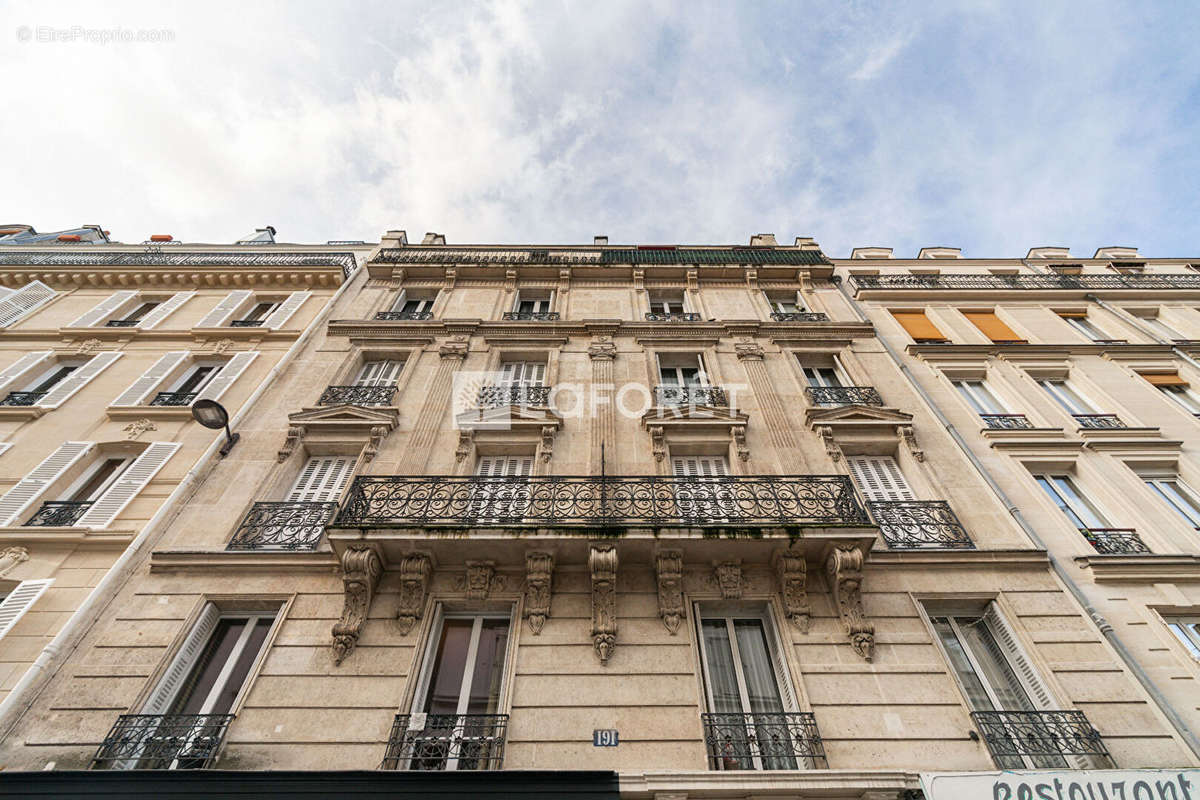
0, 232, 1196, 798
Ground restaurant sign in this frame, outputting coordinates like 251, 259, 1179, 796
920, 769, 1199, 800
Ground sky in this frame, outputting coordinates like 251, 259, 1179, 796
2, 1, 1199, 258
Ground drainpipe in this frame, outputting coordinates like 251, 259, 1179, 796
834, 273, 1200, 760
1084, 291, 1200, 373
0, 260, 365, 741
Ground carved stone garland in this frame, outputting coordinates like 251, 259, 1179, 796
395, 553, 432, 634
590, 544, 618, 665
826, 545, 875, 661
459, 560, 504, 601
332, 547, 382, 665
0, 546, 29, 577
774, 550, 811, 633
523, 551, 554, 634
655, 551, 684, 634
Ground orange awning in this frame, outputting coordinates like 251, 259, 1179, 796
892, 310, 947, 343
963, 311, 1025, 343
1142, 372, 1189, 387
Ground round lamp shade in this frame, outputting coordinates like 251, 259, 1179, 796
191, 399, 229, 430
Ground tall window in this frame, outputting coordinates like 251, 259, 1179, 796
239, 301, 280, 324
1142, 475, 1200, 529
112, 301, 161, 325
1039, 380, 1096, 416
1142, 372, 1200, 416
649, 294, 687, 315
287, 456, 356, 503
393, 295, 436, 315
513, 293, 553, 315
955, 380, 1006, 415
60, 457, 130, 504
764, 293, 804, 314
1057, 312, 1111, 343
498, 361, 546, 386
659, 354, 707, 387
20, 362, 83, 395
1164, 616, 1200, 661
1034, 474, 1108, 530
672, 456, 734, 521
473, 456, 533, 519
165, 363, 222, 397
801, 364, 843, 388
354, 359, 404, 387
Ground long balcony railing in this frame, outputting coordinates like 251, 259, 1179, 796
104, 319, 139, 327
702, 712, 828, 771
869, 501, 974, 549
1072, 413, 1127, 429
477, 383, 551, 409
319, 384, 398, 406
226, 501, 338, 550
655, 385, 728, 407
501, 311, 559, 321
150, 391, 198, 407
1081, 527, 1150, 554
25, 500, 92, 527
381, 714, 508, 771
229, 319, 264, 327
971, 710, 1111, 770
770, 311, 829, 322
645, 312, 702, 322
852, 273, 1200, 291
0, 391, 46, 407
336, 475, 869, 529
804, 385, 884, 407
375, 310, 434, 321
92, 713, 234, 770
980, 413, 1035, 430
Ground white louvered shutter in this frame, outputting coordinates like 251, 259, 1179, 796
136, 291, 195, 329
0, 281, 56, 328
765, 622, 800, 713
141, 602, 221, 714
68, 291, 137, 328
0, 351, 53, 395
0, 442, 94, 525
982, 603, 1054, 710
475, 456, 533, 476
194, 351, 258, 403
111, 351, 189, 407
287, 456, 355, 502
262, 291, 311, 329
36, 352, 123, 408
196, 290, 252, 328
847, 456, 915, 501
672, 456, 728, 477
76, 442, 180, 528
0, 443, 11, 458
0, 579, 54, 641
355, 360, 403, 386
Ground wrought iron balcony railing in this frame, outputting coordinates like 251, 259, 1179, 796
92, 713, 235, 770
1081, 527, 1150, 554
0, 391, 46, 407
104, 319, 139, 327
319, 384, 398, 406
702, 712, 828, 771
477, 383, 551, 408
869, 501, 975, 549
655, 385, 728, 407
971, 710, 1112, 770
501, 311, 560, 321
981, 413, 1035, 429
336, 474, 869, 529
852, 273, 1200, 291
805, 385, 884, 407
1072, 414, 1127, 429
25, 500, 93, 527
381, 714, 508, 771
229, 319, 264, 327
769, 311, 830, 322
226, 501, 338, 550
645, 312, 702, 322
150, 391, 198, 407
375, 310, 434, 321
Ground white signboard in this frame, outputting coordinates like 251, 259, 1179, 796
921, 769, 1200, 800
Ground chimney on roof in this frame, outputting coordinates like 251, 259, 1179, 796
1094, 246, 1139, 259
383, 230, 408, 246
851, 247, 894, 259
750, 233, 777, 246
422, 232, 446, 245
594, 235, 608, 246
150, 234, 173, 243
918, 247, 962, 259
1026, 247, 1070, 259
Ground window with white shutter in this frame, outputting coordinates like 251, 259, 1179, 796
287, 456, 356, 502
142, 603, 222, 715
671, 456, 728, 477
0, 351, 53, 396
846, 456, 915, 501
261, 291, 311, 329
473, 456, 533, 518
136, 291, 195, 329
111, 351, 190, 407
0, 281, 56, 328
0, 579, 54, 641
68, 291, 138, 328
354, 360, 404, 387
36, 351, 122, 408
0, 441, 94, 526
76, 442, 180, 528
672, 457, 733, 520
196, 290, 253, 328
194, 351, 258, 404
498, 361, 546, 385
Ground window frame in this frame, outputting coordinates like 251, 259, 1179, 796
1162, 615, 1200, 662
1142, 475, 1200, 529
1033, 473, 1109, 530
954, 379, 1007, 415
1038, 379, 1097, 416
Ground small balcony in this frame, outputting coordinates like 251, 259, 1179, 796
971, 710, 1112, 770
804, 385, 884, 407
226, 501, 338, 550
655, 385, 728, 407
25, 500, 92, 527
702, 712, 828, 771
869, 501, 974, 549
104, 319, 139, 327
1080, 527, 1150, 554
769, 311, 829, 323
319, 385, 398, 406
381, 713, 508, 771
981, 413, 1035, 430
149, 391, 198, 407
477, 383, 551, 409
92, 713, 234, 770
228, 319, 264, 327
1072, 414, 1127, 429
645, 312, 702, 322
0, 391, 46, 407
375, 310, 434, 321
501, 311, 559, 321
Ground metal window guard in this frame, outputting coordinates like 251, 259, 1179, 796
104, 319, 139, 327
1072, 414, 1127, 429
228, 319, 264, 327
970, 710, 1112, 769
1080, 528, 1150, 554
0, 391, 46, 407
149, 391, 198, 407
319, 385, 398, 406
92, 713, 235, 770
868, 501, 975, 549
645, 312, 702, 322
501, 311, 560, 321
701, 712, 828, 771
25, 500, 93, 527
804, 386, 884, 407
375, 311, 434, 321
226, 501, 338, 551
981, 414, 1035, 429
476, 384, 551, 409
769, 312, 829, 322
654, 385, 728, 407
381, 714, 508, 771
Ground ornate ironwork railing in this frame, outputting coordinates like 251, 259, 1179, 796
104, 319, 139, 327
0, 391, 45, 407
1072, 413, 1127, 429
1081, 528, 1150, 554
229, 319, 264, 327
26, 500, 93, 527
319, 385, 398, 406
336, 474, 869, 529
226, 501, 338, 550
92, 713, 235, 770
702, 712, 828, 771
501, 311, 560, 321
869, 501, 975, 549
477, 383, 551, 408
852, 273, 1200, 291
971, 710, 1111, 770
805, 386, 884, 407
981, 413, 1035, 429
645, 312, 703, 322
0, 250, 357, 278
769, 311, 829, 322
655, 385, 728, 407
381, 714, 508, 771
150, 391, 198, 407
375, 310, 434, 321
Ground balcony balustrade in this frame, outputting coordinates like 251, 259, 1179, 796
804, 386, 884, 407
769, 311, 829, 322
645, 312, 702, 322
104, 319, 139, 327
501, 311, 559, 321
319, 384, 398, 406
228, 319, 264, 327
25, 500, 92, 527
701, 712, 828, 771
92, 713, 234, 770
476, 383, 551, 409
1072, 414, 1127, 429
981, 413, 1034, 429
869, 501, 974, 549
149, 391, 198, 407
381, 714, 508, 771
335, 474, 869, 529
1080, 527, 1150, 554
970, 710, 1111, 770
0, 391, 46, 406
852, 273, 1200, 291
655, 385, 728, 407
226, 501, 338, 550
375, 310, 434, 321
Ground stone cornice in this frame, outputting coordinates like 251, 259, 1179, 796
1075, 553, 1200, 581
909, 342, 1191, 359
149, 548, 339, 572
868, 548, 1049, 567
619, 769, 919, 798
326, 318, 874, 342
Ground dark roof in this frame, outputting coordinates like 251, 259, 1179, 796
374, 247, 830, 266
0, 251, 358, 277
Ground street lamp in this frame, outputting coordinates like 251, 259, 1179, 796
192, 399, 239, 457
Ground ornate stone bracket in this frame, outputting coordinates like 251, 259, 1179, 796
731, 424, 750, 462
0, 546, 29, 577
523, 551, 554, 634
277, 425, 303, 463
900, 425, 925, 462
458, 560, 504, 601
332, 547, 382, 665
396, 553, 432, 634
817, 425, 842, 462
826, 545, 875, 661
587, 335, 617, 361
649, 425, 666, 462
774, 550, 811, 633
439, 335, 469, 359
734, 337, 765, 361
655, 551, 684, 634
455, 429, 475, 463
590, 544, 618, 665
538, 425, 556, 463
363, 425, 387, 463
711, 560, 747, 599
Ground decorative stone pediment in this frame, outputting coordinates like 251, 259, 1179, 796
807, 404, 919, 460
641, 406, 751, 462
455, 403, 562, 433
278, 404, 399, 462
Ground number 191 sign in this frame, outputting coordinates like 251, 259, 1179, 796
593, 729, 619, 747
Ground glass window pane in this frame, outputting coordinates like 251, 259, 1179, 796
466, 619, 510, 714
424, 619, 473, 714
209, 617, 273, 715
956, 616, 1035, 712
171, 619, 246, 715
1168, 622, 1200, 659
932, 617, 996, 711
733, 620, 785, 714
1148, 480, 1200, 527
701, 620, 743, 714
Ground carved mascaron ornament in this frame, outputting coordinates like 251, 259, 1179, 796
459, 560, 504, 602
712, 560, 747, 599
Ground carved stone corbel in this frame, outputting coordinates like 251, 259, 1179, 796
0, 546, 29, 577
443, 266, 457, 289
587, 335, 617, 361
745, 268, 759, 290
655, 551, 684, 634
712, 560, 746, 599
459, 560, 503, 601
523, 552, 554, 634
363, 425, 387, 463
277, 425, 303, 463
504, 268, 517, 292
817, 425, 842, 462
395, 553, 432, 634
734, 337, 764, 361
455, 429, 475, 463
686, 269, 700, 295
900, 425, 925, 462
774, 550, 811, 633
648, 425, 666, 462
539, 425, 556, 463
439, 335, 469, 360
558, 268, 571, 294
590, 544, 618, 664
632, 269, 645, 293
332, 547, 383, 665
826, 545, 874, 661
731, 425, 750, 462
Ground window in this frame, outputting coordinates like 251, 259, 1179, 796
801, 365, 843, 388
649, 294, 687, 314
1143, 476, 1200, 529
764, 293, 804, 314
963, 311, 1026, 344
1057, 312, 1113, 343
659, 354, 707, 387
672, 457, 735, 520
0, 352, 122, 409
113, 302, 160, 324
955, 380, 1006, 415
0, 280, 55, 328
473, 457, 533, 519
22, 362, 83, 394
513, 293, 553, 314
891, 310, 947, 343
1039, 380, 1096, 416
1137, 313, 1185, 341
846, 455, 915, 501
1164, 616, 1200, 661
61, 457, 131, 503
287, 456, 356, 502
240, 302, 279, 323
1034, 474, 1108, 530
0, 579, 54, 642
114, 351, 258, 408
165, 363, 222, 397
1141, 372, 1200, 416
391, 293, 437, 315
197, 290, 309, 329
498, 361, 546, 386
354, 360, 404, 387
